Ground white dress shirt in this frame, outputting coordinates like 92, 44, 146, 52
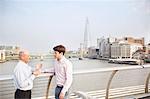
13, 60, 35, 91
46, 56, 73, 95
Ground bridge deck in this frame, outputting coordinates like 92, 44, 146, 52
1, 64, 150, 99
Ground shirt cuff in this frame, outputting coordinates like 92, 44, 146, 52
61, 88, 67, 95
31, 74, 35, 80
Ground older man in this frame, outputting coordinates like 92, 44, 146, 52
13, 50, 41, 99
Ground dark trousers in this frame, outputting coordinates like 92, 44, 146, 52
55, 86, 68, 99
15, 89, 31, 99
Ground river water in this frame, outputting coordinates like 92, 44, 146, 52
0, 58, 128, 75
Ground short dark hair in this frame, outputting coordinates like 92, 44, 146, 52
53, 45, 66, 55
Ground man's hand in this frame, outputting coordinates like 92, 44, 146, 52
36, 64, 42, 70
59, 93, 64, 99
33, 70, 41, 77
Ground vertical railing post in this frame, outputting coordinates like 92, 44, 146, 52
145, 72, 150, 93
46, 76, 53, 99
105, 70, 118, 99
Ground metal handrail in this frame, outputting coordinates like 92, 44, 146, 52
46, 75, 53, 99
73, 65, 150, 75
106, 70, 118, 99
1, 65, 150, 80
145, 72, 150, 93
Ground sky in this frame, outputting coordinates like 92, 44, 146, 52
0, 0, 150, 53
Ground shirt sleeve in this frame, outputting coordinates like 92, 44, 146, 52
61, 61, 73, 94
14, 67, 35, 89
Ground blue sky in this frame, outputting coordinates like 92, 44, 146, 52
0, 0, 149, 53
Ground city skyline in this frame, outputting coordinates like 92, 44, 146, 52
0, 0, 150, 53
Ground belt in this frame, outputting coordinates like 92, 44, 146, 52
16, 89, 31, 92
57, 84, 63, 87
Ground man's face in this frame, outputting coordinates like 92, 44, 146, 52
21, 52, 30, 63
54, 51, 61, 59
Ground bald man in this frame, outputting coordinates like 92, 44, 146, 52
13, 50, 42, 99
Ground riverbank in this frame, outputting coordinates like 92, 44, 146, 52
97, 58, 150, 65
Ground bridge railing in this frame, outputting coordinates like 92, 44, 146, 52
0, 64, 150, 99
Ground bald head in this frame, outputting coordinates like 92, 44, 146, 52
19, 50, 29, 63
19, 50, 29, 57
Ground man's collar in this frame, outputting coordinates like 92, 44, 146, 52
58, 56, 65, 62
19, 60, 27, 64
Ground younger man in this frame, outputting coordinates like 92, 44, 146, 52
46, 45, 73, 99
